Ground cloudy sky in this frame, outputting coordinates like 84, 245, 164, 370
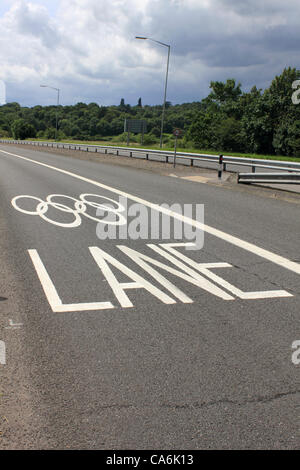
0, 0, 299, 107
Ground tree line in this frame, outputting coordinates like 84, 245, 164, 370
0, 67, 299, 157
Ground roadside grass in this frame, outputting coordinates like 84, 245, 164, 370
5, 136, 300, 163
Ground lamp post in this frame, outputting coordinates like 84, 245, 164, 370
135, 36, 170, 148
40, 85, 60, 141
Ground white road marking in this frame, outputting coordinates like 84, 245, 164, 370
153, 243, 292, 299
0, 340, 6, 365
11, 193, 126, 228
118, 245, 233, 300
1, 148, 300, 276
291, 340, 300, 365
28, 243, 291, 313
89, 246, 176, 307
28, 249, 114, 312
29, 246, 175, 312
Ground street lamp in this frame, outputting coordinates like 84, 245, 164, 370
135, 36, 170, 148
40, 85, 60, 141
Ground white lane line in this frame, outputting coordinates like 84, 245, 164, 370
0, 340, 6, 365
1, 148, 300, 276
28, 249, 114, 312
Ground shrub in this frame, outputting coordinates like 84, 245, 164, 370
11, 119, 36, 140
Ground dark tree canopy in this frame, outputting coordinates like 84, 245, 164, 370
1, 68, 300, 157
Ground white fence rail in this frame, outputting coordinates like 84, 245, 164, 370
238, 172, 300, 184
1, 139, 300, 176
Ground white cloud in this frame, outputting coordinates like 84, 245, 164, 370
0, 0, 300, 106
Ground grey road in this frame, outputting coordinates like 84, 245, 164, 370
0, 143, 299, 449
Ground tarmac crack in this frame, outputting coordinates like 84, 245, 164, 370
224, 262, 300, 295
161, 389, 300, 410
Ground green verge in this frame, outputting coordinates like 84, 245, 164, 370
6, 137, 300, 163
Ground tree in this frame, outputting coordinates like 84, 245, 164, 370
274, 119, 300, 157
208, 79, 242, 105
2, 68, 300, 157
286, 120, 300, 157
215, 117, 243, 152
88, 117, 99, 136
150, 126, 161, 137
0, 128, 9, 138
96, 118, 112, 136
186, 110, 224, 149
111, 117, 124, 135
240, 93, 274, 154
70, 125, 80, 137
11, 119, 36, 140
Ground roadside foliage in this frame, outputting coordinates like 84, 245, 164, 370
1, 67, 300, 158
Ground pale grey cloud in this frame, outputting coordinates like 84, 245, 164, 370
215, 0, 298, 17
9, 0, 60, 47
0, 0, 299, 107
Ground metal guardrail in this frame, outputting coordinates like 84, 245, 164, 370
238, 172, 300, 184
1, 139, 300, 175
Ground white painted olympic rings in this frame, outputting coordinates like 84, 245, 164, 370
11, 193, 126, 228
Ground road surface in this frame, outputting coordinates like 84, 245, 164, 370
0, 143, 299, 449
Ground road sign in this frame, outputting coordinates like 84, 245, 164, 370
173, 128, 182, 137
124, 119, 147, 134
124, 119, 147, 145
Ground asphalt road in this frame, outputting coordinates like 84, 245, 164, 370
0, 143, 299, 449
